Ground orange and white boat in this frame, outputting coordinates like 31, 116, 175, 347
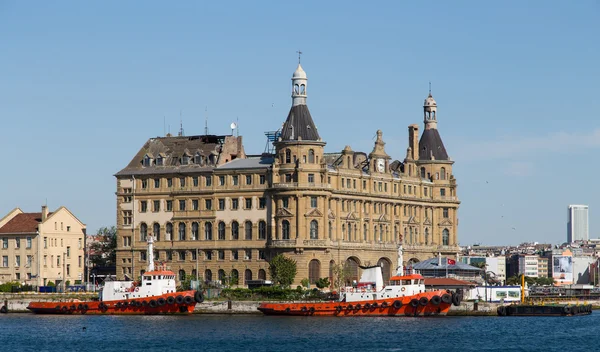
258, 247, 461, 317
27, 236, 204, 315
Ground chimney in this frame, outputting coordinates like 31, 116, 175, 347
41, 205, 49, 222
408, 124, 419, 160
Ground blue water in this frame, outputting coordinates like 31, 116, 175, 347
0, 312, 596, 351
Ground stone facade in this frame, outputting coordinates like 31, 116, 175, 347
114, 63, 460, 287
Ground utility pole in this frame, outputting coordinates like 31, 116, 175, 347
63, 252, 66, 293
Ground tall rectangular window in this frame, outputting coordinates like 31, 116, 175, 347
141, 179, 148, 189
166, 200, 173, 211
15, 238, 20, 249
218, 199, 225, 210
167, 178, 173, 187
67, 246, 71, 258
205, 176, 212, 186
232, 199, 239, 210
193, 176, 199, 187
440, 188, 446, 197
205, 199, 213, 210
232, 176, 238, 186
153, 200, 160, 212
246, 175, 252, 185
16, 255, 21, 267
192, 199, 199, 210
179, 200, 186, 211
154, 178, 160, 188
219, 176, 225, 186
259, 198, 266, 209
78, 256, 82, 268
180, 177, 186, 188
308, 174, 315, 183
443, 208, 449, 218
311, 197, 317, 208
26, 237, 32, 249
140, 201, 147, 213
259, 175, 266, 184
26, 255, 32, 267
245, 198, 252, 209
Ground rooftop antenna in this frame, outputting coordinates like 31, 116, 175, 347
179, 110, 184, 136
204, 106, 209, 136
429, 81, 432, 95
163, 116, 166, 136
296, 50, 302, 64
236, 117, 239, 137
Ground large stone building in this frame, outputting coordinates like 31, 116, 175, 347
114, 62, 460, 286
0, 206, 86, 288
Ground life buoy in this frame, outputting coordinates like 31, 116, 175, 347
401, 287, 406, 292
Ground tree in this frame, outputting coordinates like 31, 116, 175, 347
315, 277, 330, 289
269, 254, 297, 287
89, 226, 117, 268
331, 263, 353, 290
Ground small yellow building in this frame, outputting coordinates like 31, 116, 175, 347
0, 206, 86, 288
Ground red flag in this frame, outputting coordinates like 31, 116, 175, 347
447, 258, 456, 265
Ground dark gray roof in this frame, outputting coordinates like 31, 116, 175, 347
217, 155, 274, 170
418, 128, 449, 161
280, 104, 321, 141
413, 257, 481, 271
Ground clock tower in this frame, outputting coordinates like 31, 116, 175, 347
369, 130, 390, 173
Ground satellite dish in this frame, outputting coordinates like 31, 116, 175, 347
230, 122, 237, 129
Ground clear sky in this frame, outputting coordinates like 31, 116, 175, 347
1, 1, 598, 246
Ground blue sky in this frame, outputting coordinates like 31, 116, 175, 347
0, 1, 598, 245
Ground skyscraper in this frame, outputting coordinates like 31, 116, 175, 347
567, 205, 589, 243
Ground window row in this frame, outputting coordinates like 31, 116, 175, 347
139, 248, 266, 262
281, 148, 318, 164
129, 268, 269, 284
419, 166, 448, 181
136, 220, 268, 242
1, 237, 33, 249
136, 174, 267, 191
1, 255, 33, 268
142, 153, 217, 167
135, 197, 267, 213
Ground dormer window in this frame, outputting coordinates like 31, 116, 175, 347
194, 153, 203, 165
143, 155, 153, 167
182, 155, 190, 165
156, 156, 164, 166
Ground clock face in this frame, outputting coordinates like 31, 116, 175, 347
377, 159, 385, 172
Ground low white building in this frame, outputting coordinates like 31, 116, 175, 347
466, 286, 522, 303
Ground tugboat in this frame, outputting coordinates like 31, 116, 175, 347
257, 246, 461, 317
27, 236, 204, 315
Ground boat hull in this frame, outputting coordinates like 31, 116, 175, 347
258, 291, 453, 317
27, 291, 201, 315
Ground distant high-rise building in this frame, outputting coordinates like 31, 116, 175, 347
568, 205, 589, 243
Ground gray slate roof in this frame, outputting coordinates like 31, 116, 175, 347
280, 104, 321, 141
418, 129, 449, 161
217, 155, 274, 170
413, 257, 481, 271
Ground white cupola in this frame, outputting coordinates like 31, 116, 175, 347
292, 64, 307, 106
423, 91, 438, 130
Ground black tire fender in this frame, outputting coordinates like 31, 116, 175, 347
410, 299, 419, 308
149, 300, 157, 308
157, 298, 166, 306
185, 296, 194, 305
194, 291, 204, 303
419, 297, 429, 306
167, 296, 176, 305
393, 300, 402, 309
441, 294, 453, 304
430, 295, 442, 306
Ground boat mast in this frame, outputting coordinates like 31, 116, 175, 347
147, 235, 155, 272
396, 245, 403, 275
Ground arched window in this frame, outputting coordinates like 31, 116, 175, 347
244, 269, 252, 285
310, 220, 318, 239
204, 269, 213, 282
364, 223, 368, 241
205, 222, 213, 240
425, 228, 430, 245
166, 222, 173, 241
218, 269, 226, 283
441, 167, 446, 180
282, 220, 290, 240
309, 259, 320, 284
218, 221, 226, 240
231, 269, 239, 285
294, 84, 299, 94
329, 260, 335, 283
191, 222, 199, 240
328, 221, 333, 240
285, 149, 291, 163
178, 269, 186, 281
140, 223, 147, 241
258, 221, 267, 240
258, 269, 266, 280
308, 149, 315, 163
300, 84, 305, 94
442, 229, 450, 246
153, 223, 161, 241
245, 221, 253, 240
191, 269, 197, 279
231, 221, 239, 240
178, 222, 186, 241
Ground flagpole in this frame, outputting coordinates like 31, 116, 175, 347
446, 258, 448, 278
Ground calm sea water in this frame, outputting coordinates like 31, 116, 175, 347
0, 312, 596, 351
